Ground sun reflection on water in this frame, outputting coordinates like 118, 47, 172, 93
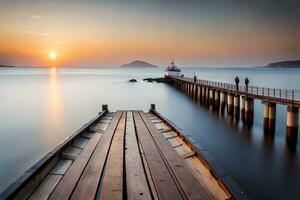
47, 67, 63, 130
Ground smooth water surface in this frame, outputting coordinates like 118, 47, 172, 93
0, 67, 300, 199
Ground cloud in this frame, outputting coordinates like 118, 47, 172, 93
24, 30, 33, 34
40, 33, 51, 37
32, 15, 42, 19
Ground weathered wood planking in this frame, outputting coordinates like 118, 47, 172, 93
72, 137, 89, 149
124, 112, 152, 199
99, 112, 126, 199
28, 175, 62, 200
49, 127, 104, 199
70, 111, 123, 200
50, 159, 73, 175
62, 146, 82, 160
82, 131, 95, 139
140, 111, 211, 200
133, 112, 183, 200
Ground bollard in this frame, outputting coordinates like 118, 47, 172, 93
286, 106, 299, 146
102, 104, 108, 111
150, 104, 156, 111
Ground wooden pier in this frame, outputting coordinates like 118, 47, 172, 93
167, 76, 300, 146
0, 105, 248, 200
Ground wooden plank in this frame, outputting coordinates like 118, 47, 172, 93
99, 119, 111, 124
50, 159, 73, 175
139, 111, 211, 200
124, 112, 152, 199
70, 111, 123, 200
102, 116, 113, 120
168, 137, 183, 148
99, 112, 126, 199
151, 119, 162, 123
139, 142, 159, 200
62, 146, 81, 160
28, 175, 62, 200
185, 157, 230, 200
72, 137, 89, 149
133, 112, 183, 200
49, 122, 106, 200
82, 131, 94, 139
162, 131, 178, 139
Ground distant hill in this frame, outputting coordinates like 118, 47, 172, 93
266, 60, 300, 68
0, 65, 15, 67
120, 60, 159, 68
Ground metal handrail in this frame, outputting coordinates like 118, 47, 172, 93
174, 76, 300, 101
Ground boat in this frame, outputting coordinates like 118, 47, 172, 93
165, 60, 182, 77
0, 104, 248, 200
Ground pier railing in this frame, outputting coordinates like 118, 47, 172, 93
171, 76, 300, 103
197, 79, 300, 101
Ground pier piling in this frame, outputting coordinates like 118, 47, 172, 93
227, 93, 234, 116
234, 95, 240, 120
214, 90, 220, 112
245, 97, 254, 126
167, 75, 300, 147
241, 96, 245, 121
220, 92, 226, 115
286, 106, 299, 146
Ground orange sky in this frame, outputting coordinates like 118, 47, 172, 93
0, 0, 299, 67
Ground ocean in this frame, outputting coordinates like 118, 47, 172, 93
0, 67, 300, 199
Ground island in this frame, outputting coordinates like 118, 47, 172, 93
120, 60, 159, 68
266, 60, 300, 68
0, 64, 15, 67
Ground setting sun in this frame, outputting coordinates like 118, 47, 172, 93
49, 51, 57, 60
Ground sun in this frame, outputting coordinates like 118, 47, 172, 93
49, 51, 57, 60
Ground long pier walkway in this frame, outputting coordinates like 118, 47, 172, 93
1, 106, 248, 200
167, 76, 300, 146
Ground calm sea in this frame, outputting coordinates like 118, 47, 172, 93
0, 67, 300, 199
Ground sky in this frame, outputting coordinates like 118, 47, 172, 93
0, 0, 299, 67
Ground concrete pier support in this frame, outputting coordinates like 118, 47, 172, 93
241, 96, 245, 121
198, 86, 202, 103
245, 97, 254, 126
214, 90, 220, 112
263, 102, 276, 133
263, 102, 269, 132
209, 89, 214, 106
205, 87, 209, 107
286, 106, 299, 146
195, 85, 198, 101
201, 87, 205, 104
227, 93, 234, 116
234, 95, 240, 120
268, 103, 276, 133
220, 92, 226, 115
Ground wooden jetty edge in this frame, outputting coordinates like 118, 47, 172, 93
0, 104, 249, 200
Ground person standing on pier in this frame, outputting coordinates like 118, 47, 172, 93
234, 76, 240, 91
245, 77, 249, 92
194, 74, 197, 83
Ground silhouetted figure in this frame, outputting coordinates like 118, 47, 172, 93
245, 77, 249, 92
193, 74, 197, 83
234, 76, 240, 91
